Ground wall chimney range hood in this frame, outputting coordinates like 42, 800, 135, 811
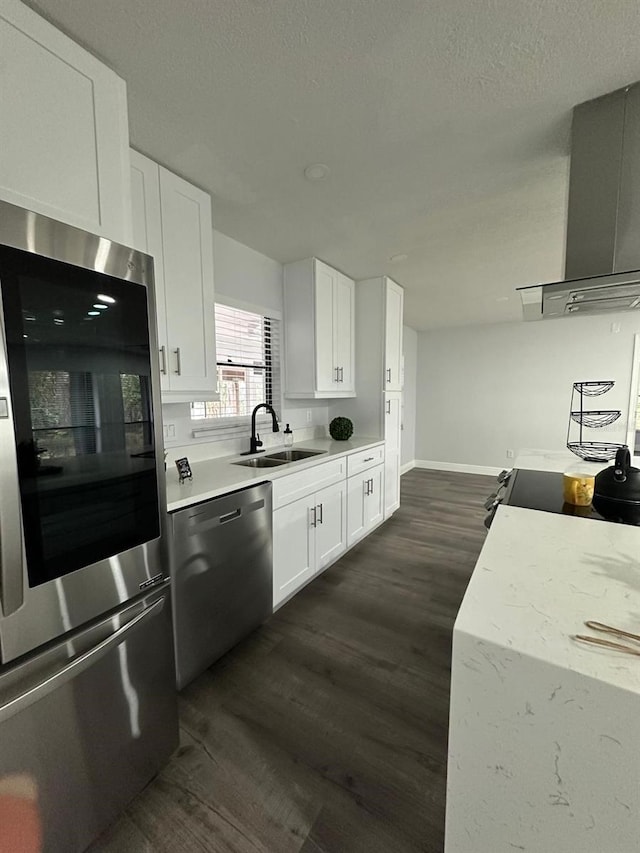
519, 83, 640, 320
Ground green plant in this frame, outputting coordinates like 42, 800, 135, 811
329, 416, 353, 441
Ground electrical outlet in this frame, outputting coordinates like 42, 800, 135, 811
306, 409, 312, 423
611, 321, 621, 334
506, 449, 514, 459
163, 423, 176, 440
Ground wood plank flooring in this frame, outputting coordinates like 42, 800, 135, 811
90, 469, 493, 853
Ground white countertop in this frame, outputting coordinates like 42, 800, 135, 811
456, 503, 640, 695
513, 447, 626, 476
165, 436, 384, 512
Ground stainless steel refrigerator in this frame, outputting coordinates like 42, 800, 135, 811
0, 200, 178, 852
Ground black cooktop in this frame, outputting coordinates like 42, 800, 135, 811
503, 469, 609, 522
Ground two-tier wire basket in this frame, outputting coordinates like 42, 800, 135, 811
567, 381, 624, 463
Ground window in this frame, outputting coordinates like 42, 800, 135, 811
28, 369, 152, 458
191, 303, 281, 422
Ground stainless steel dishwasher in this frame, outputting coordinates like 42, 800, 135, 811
170, 481, 272, 689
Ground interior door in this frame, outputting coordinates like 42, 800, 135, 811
334, 273, 354, 391
314, 480, 347, 571
314, 261, 337, 392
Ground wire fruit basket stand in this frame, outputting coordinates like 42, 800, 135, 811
567, 381, 623, 463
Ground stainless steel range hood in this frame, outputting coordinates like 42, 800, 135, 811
519, 83, 640, 320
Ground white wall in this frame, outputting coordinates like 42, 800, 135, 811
162, 230, 329, 460
401, 326, 418, 468
416, 312, 640, 471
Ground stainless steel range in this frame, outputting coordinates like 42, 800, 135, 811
0, 200, 178, 851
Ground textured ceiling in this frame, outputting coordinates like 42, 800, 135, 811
27, 0, 640, 329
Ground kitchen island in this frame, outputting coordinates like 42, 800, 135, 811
445, 456, 640, 853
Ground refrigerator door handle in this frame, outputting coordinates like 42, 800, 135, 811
0, 304, 25, 617
0, 595, 166, 724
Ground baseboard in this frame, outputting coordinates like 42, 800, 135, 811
414, 459, 503, 477
400, 460, 416, 475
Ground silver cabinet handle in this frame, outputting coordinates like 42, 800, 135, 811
334, 367, 339, 382
369, 478, 374, 494
317, 503, 323, 524
386, 400, 391, 414
364, 479, 370, 496
339, 367, 344, 382
0, 328, 25, 617
310, 506, 317, 528
364, 456, 374, 462
386, 367, 392, 383
174, 347, 182, 375
0, 596, 165, 724
159, 345, 167, 375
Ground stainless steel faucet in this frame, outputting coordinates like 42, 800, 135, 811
241, 403, 280, 455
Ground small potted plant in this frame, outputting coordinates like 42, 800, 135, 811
329, 416, 354, 441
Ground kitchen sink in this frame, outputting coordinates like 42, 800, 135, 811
233, 457, 289, 468
265, 449, 327, 462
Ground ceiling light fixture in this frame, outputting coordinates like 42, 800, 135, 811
389, 253, 408, 263
97, 293, 116, 304
87, 311, 100, 316
93, 303, 108, 310
304, 163, 330, 181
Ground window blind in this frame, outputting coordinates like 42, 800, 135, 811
191, 304, 281, 426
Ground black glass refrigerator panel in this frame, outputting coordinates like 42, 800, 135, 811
0, 244, 160, 586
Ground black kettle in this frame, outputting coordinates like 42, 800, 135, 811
593, 446, 640, 524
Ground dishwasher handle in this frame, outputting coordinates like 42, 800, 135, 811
219, 508, 241, 524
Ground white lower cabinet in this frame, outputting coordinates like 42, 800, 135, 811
347, 463, 385, 546
384, 392, 402, 516
273, 478, 346, 608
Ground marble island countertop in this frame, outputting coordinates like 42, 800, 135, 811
446, 461, 640, 852
165, 436, 384, 512
458, 503, 640, 694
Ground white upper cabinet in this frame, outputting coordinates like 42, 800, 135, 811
284, 258, 355, 398
385, 279, 404, 391
130, 150, 217, 401
0, 0, 132, 245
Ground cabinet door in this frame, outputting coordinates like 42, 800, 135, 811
334, 273, 355, 392
365, 464, 385, 530
384, 392, 402, 453
347, 475, 368, 547
384, 450, 401, 517
384, 394, 402, 517
0, 0, 132, 244
159, 168, 217, 396
385, 280, 404, 390
273, 500, 315, 608
314, 261, 337, 392
314, 480, 347, 572
130, 152, 170, 391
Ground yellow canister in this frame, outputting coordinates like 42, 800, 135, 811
563, 471, 595, 506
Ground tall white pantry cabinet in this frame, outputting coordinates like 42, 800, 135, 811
0, 0, 132, 245
332, 276, 404, 518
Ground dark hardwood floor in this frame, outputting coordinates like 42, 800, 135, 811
90, 469, 492, 853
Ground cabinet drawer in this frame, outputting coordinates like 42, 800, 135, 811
347, 445, 385, 478
272, 458, 346, 509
